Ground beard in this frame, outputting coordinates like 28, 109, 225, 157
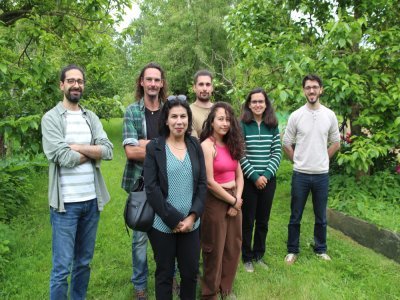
306, 94, 319, 105
65, 88, 82, 103
197, 93, 211, 102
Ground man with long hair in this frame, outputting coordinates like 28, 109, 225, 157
121, 62, 167, 299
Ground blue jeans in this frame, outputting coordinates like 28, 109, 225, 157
50, 199, 100, 300
131, 230, 148, 291
287, 172, 329, 254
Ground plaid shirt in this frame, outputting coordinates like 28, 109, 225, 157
121, 98, 147, 193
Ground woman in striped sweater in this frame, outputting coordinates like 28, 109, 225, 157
240, 88, 282, 273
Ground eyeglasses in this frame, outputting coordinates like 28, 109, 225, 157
167, 95, 187, 102
304, 86, 320, 91
65, 78, 85, 85
250, 100, 265, 105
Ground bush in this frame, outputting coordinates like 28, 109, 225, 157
329, 171, 400, 232
0, 223, 14, 280
84, 95, 125, 120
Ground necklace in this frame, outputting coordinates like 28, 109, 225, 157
168, 142, 186, 150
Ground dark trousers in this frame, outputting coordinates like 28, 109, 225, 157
148, 227, 200, 300
201, 189, 242, 300
241, 177, 276, 263
287, 171, 329, 254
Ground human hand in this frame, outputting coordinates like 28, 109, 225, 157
227, 207, 238, 217
255, 176, 268, 190
233, 196, 243, 210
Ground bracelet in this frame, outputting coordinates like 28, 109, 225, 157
232, 197, 237, 207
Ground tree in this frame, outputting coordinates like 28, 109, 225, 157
0, 0, 130, 157
123, 0, 239, 101
225, 0, 400, 175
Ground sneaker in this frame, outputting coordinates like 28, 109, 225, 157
316, 253, 331, 261
255, 259, 269, 270
284, 253, 297, 265
135, 289, 147, 300
243, 261, 254, 272
221, 291, 237, 300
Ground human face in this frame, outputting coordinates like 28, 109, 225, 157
212, 108, 230, 138
249, 92, 266, 119
193, 75, 213, 102
60, 69, 84, 103
141, 68, 164, 100
166, 105, 188, 138
303, 80, 323, 105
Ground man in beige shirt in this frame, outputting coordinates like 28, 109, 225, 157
190, 70, 214, 138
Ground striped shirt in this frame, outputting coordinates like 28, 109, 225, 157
153, 145, 199, 233
60, 110, 96, 202
240, 120, 282, 182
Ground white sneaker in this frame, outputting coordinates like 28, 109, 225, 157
316, 253, 331, 261
243, 261, 254, 272
284, 253, 297, 265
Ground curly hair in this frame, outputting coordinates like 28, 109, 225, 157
200, 102, 244, 160
241, 87, 278, 128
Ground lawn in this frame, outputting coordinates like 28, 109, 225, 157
1, 118, 399, 300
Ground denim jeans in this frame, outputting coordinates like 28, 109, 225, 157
131, 230, 148, 291
50, 199, 100, 300
287, 171, 329, 254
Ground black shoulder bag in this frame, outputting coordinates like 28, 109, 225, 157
123, 176, 154, 233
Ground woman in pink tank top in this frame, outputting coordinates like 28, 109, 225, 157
199, 102, 244, 300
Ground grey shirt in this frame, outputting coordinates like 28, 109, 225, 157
41, 102, 113, 212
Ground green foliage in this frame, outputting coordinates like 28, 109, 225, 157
123, 0, 238, 99
0, 159, 46, 223
0, 115, 42, 157
329, 171, 400, 232
0, 223, 14, 280
225, 0, 400, 175
83, 95, 125, 120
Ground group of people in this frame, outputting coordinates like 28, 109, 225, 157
41, 62, 340, 300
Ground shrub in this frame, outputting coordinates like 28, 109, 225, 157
84, 95, 125, 120
329, 171, 400, 232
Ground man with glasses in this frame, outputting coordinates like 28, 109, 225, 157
190, 70, 214, 138
122, 62, 168, 300
283, 74, 340, 265
41, 64, 113, 299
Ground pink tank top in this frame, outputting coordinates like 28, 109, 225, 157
213, 143, 238, 184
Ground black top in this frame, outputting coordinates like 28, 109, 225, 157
143, 135, 207, 229
145, 107, 161, 139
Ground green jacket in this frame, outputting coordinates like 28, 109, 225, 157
41, 102, 113, 212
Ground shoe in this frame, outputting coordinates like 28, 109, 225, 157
221, 291, 237, 300
284, 253, 297, 265
316, 253, 331, 261
172, 276, 180, 297
243, 261, 254, 273
135, 289, 147, 300
255, 259, 268, 270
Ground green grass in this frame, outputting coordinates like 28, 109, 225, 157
1, 118, 400, 299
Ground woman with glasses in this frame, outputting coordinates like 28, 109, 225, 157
240, 88, 281, 272
199, 102, 244, 299
144, 95, 206, 300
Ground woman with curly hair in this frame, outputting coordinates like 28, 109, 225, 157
199, 102, 244, 300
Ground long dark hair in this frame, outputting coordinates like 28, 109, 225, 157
200, 102, 244, 160
135, 62, 168, 101
241, 88, 278, 128
158, 98, 192, 137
